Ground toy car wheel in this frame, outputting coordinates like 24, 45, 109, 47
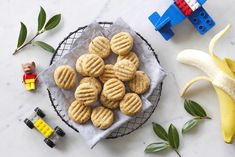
34, 107, 45, 118
55, 126, 65, 137
24, 118, 34, 129
44, 138, 55, 148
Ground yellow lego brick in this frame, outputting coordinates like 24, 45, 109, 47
30, 83, 35, 90
25, 83, 36, 90
25, 84, 31, 91
34, 118, 54, 138
25, 79, 36, 83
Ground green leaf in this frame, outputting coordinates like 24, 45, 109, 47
184, 99, 207, 117
17, 22, 27, 48
144, 142, 170, 153
168, 124, 180, 149
152, 122, 168, 141
44, 14, 61, 31
33, 41, 55, 53
182, 118, 200, 134
38, 6, 46, 31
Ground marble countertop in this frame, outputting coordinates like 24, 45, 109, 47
1, 0, 235, 156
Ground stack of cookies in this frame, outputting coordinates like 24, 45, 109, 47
53, 32, 150, 130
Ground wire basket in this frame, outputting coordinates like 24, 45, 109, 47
48, 22, 163, 139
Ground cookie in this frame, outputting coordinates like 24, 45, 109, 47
103, 78, 125, 101
128, 71, 150, 94
68, 100, 91, 124
89, 36, 111, 59
91, 106, 114, 129
83, 54, 105, 77
110, 32, 133, 55
120, 93, 142, 116
54, 65, 77, 89
80, 77, 102, 94
117, 51, 140, 69
76, 54, 89, 76
99, 64, 117, 83
74, 83, 98, 106
114, 59, 137, 81
100, 93, 120, 109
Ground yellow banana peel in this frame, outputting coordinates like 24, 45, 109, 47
177, 24, 235, 143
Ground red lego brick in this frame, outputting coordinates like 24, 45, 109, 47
175, 0, 193, 16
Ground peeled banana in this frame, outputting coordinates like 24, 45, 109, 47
177, 24, 235, 143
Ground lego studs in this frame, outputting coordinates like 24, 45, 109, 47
22, 61, 37, 91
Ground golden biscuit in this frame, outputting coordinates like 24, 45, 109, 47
103, 78, 125, 101
100, 93, 120, 109
110, 32, 133, 55
91, 106, 114, 129
68, 100, 91, 124
80, 77, 102, 94
83, 54, 105, 77
74, 83, 98, 106
120, 93, 142, 116
89, 36, 111, 59
128, 71, 150, 94
117, 51, 140, 69
99, 64, 117, 83
76, 54, 89, 76
54, 65, 77, 89
114, 59, 137, 81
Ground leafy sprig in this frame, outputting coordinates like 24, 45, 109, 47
182, 99, 211, 134
13, 6, 61, 55
145, 123, 181, 157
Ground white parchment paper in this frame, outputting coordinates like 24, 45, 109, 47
39, 19, 166, 148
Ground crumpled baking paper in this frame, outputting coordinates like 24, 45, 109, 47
39, 18, 166, 148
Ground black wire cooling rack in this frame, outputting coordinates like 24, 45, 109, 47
48, 22, 163, 139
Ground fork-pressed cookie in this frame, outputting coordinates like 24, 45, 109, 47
83, 54, 105, 77
110, 32, 133, 55
103, 78, 125, 101
54, 65, 77, 89
89, 36, 111, 59
91, 106, 114, 129
74, 83, 98, 106
117, 51, 140, 69
80, 77, 102, 94
114, 59, 137, 81
100, 93, 120, 109
68, 100, 92, 124
76, 54, 89, 76
99, 64, 117, 83
120, 93, 142, 116
128, 71, 150, 94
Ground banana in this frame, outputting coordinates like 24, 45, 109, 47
177, 24, 235, 143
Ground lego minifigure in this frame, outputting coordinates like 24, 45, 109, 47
22, 61, 37, 91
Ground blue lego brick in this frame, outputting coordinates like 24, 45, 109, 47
149, 12, 161, 28
149, 13, 174, 40
159, 23, 175, 41
188, 7, 215, 35
148, 4, 186, 40
197, 0, 207, 5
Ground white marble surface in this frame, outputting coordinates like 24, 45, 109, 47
1, 0, 235, 156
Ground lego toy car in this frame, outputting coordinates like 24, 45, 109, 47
149, 0, 215, 40
24, 107, 65, 148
